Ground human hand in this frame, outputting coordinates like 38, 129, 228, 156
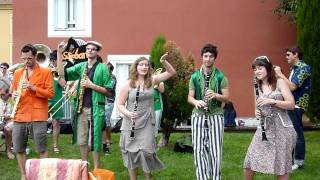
274, 66, 283, 78
126, 111, 138, 121
11, 91, 19, 99
80, 78, 94, 88
193, 100, 207, 109
160, 52, 169, 63
22, 81, 36, 91
57, 41, 67, 52
257, 97, 274, 107
205, 89, 217, 100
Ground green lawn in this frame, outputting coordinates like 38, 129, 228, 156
0, 131, 319, 180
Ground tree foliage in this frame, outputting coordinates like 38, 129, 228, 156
149, 36, 195, 146
296, 0, 320, 122
159, 41, 195, 146
272, 0, 298, 22
150, 34, 166, 68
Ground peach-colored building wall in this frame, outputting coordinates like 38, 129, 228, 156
13, 0, 296, 117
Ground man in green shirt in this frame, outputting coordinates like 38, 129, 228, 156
188, 43, 229, 180
57, 40, 113, 169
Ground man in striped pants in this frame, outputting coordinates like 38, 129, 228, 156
188, 43, 229, 180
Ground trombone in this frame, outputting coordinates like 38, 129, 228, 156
48, 80, 79, 121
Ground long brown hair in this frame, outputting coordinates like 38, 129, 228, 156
251, 56, 277, 92
129, 56, 152, 88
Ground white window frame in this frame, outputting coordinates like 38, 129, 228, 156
48, 0, 92, 37
107, 54, 150, 126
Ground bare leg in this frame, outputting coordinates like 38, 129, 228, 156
102, 129, 107, 144
105, 127, 111, 144
244, 168, 255, 180
92, 151, 100, 169
128, 168, 138, 180
144, 171, 152, 180
52, 120, 60, 149
40, 150, 48, 158
16, 152, 26, 180
80, 145, 89, 161
277, 174, 289, 180
4, 127, 15, 159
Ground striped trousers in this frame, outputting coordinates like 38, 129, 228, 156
191, 113, 224, 180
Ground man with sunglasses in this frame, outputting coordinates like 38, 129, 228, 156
0, 62, 12, 89
274, 46, 311, 171
57, 40, 113, 169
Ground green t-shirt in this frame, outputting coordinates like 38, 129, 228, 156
154, 88, 162, 110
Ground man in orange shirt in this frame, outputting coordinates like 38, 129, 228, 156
11, 44, 54, 180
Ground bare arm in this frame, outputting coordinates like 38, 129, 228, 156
274, 66, 298, 91
153, 53, 176, 84
256, 79, 295, 110
117, 81, 137, 120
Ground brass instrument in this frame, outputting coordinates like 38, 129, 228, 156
48, 80, 79, 120
10, 69, 27, 119
153, 68, 163, 75
34, 44, 52, 68
77, 67, 88, 113
49, 63, 60, 80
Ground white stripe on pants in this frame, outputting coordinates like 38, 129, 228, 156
191, 113, 224, 180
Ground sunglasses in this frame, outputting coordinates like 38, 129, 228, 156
0, 66, 8, 70
254, 56, 270, 63
86, 48, 98, 52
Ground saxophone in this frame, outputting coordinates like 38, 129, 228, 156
10, 69, 27, 119
77, 66, 88, 113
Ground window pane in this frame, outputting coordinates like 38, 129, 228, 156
75, 0, 85, 30
55, 0, 68, 29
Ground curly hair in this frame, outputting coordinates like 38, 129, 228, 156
129, 56, 152, 88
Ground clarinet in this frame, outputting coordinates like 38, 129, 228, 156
130, 85, 140, 139
253, 77, 268, 141
203, 72, 211, 145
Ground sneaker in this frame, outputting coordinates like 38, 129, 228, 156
103, 144, 110, 155
7, 151, 15, 160
26, 147, 30, 155
292, 164, 304, 171
53, 147, 60, 153
104, 147, 110, 155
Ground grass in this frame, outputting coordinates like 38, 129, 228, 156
0, 131, 319, 180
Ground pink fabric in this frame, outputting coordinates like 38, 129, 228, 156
25, 158, 88, 180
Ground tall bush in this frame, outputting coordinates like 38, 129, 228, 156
149, 36, 195, 146
158, 41, 195, 146
296, 0, 320, 122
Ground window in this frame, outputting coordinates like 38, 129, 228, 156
48, 0, 92, 37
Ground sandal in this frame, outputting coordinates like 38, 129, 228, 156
53, 147, 60, 153
7, 151, 15, 160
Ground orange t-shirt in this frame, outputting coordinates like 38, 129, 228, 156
12, 64, 54, 122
